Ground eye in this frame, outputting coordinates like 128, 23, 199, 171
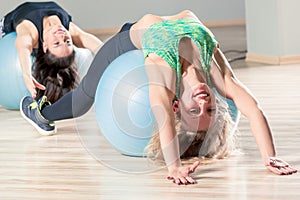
65, 39, 72, 45
207, 107, 216, 113
54, 41, 60, 46
207, 107, 216, 116
190, 108, 201, 115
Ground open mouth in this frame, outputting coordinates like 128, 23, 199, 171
193, 90, 210, 99
56, 29, 65, 34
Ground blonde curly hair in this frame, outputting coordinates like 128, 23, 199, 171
145, 96, 238, 165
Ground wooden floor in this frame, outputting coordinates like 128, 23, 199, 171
1, 24, 300, 199
1, 63, 300, 199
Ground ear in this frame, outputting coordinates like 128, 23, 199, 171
42, 42, 47, 53
172, 100, 179, 113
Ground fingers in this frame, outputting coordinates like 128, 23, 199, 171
266, 165, 297, 175
31, 93, 36, 99
279, 166, 297, 175
185, 176, 196, 184
167, 162, 200, 185
167, 176, 196, 185
189, 161, 200, 172
30, 79, 45, 99
29, 88, 37, 99
36, 84, 46, 90
25, 82, 36, 98
266, 165, 282, 175
34, 82, 46, 90
24, 77, 41, 98
32, 77, 46, 90
286, 166, 297, 173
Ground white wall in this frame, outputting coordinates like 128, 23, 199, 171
278, 0, 300, 56
245, 0, 300, 64
0, 0, 245, 30
245, 0, 280, 56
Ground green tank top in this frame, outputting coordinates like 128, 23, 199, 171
142, 19, 218, 98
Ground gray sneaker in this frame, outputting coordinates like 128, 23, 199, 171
20, 96, 56, 136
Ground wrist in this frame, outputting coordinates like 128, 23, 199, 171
167, 159, 182, 171
23, 73, 32, 79
263, 155, 276, 166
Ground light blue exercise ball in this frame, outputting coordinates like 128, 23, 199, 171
94, 50, 240, 157
0, 32, 93, 110
0, 32, 31, 110
95, 50, 156, 157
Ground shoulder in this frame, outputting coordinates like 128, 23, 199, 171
145, 54, 177, 96
210, 48, 238, 99
15, 20, 39, 47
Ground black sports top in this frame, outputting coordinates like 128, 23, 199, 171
3, 1, 72, 45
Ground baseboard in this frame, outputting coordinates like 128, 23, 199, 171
246, 53, 300, 65
85, 19, 246, 36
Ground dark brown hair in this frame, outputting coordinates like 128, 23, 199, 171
33, 47, 79, 103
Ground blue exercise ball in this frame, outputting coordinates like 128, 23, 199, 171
0, 32, 93, 110
0, 32, 31, 110
95, 50, 156, 157
94, 50, 240, 157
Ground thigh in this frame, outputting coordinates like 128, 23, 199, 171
81, 27, 137, 98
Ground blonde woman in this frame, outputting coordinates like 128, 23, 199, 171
21, 10, 297, 184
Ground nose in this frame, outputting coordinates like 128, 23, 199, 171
197, 99, 211, 116
56, 32, 66, 38
56, 33, 68, 43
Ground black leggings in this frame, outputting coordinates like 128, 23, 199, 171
42, 22, 137, 121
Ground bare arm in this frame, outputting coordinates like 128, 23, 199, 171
15, 34, 33, 81
15, 28, 45, 98
145, 55, 200, 184
213, 48, 297, 174
69, 22, 103, 54
225, 67, 276, 163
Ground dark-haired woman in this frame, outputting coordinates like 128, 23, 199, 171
0, 1, 102, 102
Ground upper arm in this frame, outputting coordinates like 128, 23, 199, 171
69, 22, 103, 54
15, 29, 34, 54
144, 54, 178, 141
225, 74, 262, 119
15, 33, 34, 65
68, 22, 83, 43
144, 54, 175, 110
213, 48, 262, 119
15, 31, 34, 77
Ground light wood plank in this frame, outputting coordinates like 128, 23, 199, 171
1, 63, 299, 200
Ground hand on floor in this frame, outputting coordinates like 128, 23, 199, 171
266, 157, 297, 175
167, 161, 200, 185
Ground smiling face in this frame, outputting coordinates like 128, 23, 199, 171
42, 24, 73, 57
178, 82, 216, 132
